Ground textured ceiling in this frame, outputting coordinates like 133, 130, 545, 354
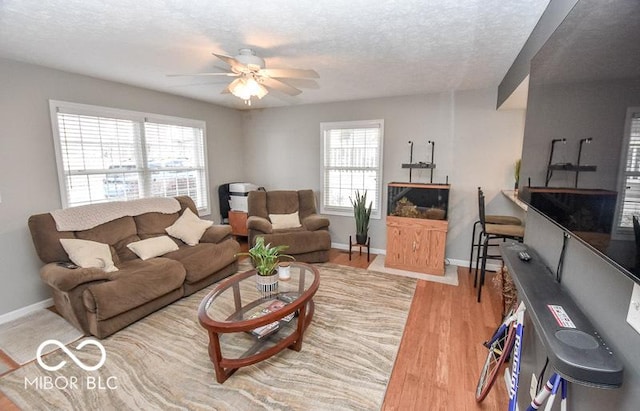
0, 0, 549, 110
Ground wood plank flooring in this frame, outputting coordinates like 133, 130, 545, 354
381, 262, 508, 410
0, 350, 19, 411
0, 245, 507, 410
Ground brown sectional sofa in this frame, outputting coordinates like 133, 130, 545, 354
28, 196, 239, 338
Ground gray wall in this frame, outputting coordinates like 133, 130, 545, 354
519, 210, 640, 410
0, 58, 244, 315
242, 88, 526, 262
0, 59, 527, 317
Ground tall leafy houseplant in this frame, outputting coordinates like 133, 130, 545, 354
350, 190, 373, 245
238, 237, 294, 276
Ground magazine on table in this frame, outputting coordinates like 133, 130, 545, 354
248, 310, 280, 338
266, 299, 295, 322
248, 298, 296, 338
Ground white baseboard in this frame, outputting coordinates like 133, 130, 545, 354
330, 244, 502, 272
331, 242, 386, 255
0, 298, 54, 325
448, 258, 502, 273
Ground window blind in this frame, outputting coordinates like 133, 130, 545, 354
51, 101, 209, 212
619, 112, 640, 229
320, 120, 383, 217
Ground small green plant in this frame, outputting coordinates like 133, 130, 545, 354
237, 237, 294, 276
514, 159, 522, 188
350, 190, 373, 244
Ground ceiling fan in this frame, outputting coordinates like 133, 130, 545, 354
169, 48, 319, 105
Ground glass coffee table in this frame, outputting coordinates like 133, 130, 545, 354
197, 262, 319, 383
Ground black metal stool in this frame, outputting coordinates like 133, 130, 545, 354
475, 189, 524, 302
469, 187, 522, 275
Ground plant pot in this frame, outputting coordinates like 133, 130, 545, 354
356, 233, 368, 245
256, 272, 278, 296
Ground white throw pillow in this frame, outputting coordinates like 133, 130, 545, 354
127, 236, 179, 260
59, 239, 118, 273
165, 208, 213, 246
269, 212, 301, 230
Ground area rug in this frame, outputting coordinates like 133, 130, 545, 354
0, 263, 416, 411
0, 309, 84, 365
368, 254, 459, 286
0, 360, 10, 376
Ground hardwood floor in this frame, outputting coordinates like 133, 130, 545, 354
0, 244, 507, 410
382, 264, 508, 410
0, 350, 19, 411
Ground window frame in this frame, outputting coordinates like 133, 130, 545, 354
613, 106, 640, 239
49, 100, 211, 214
319, 119, 384, 219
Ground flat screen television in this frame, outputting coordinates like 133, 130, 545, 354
519, 0, 640, 282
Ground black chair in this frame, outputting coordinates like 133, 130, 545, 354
468, 187, 522, 276
475, 189, 524, 302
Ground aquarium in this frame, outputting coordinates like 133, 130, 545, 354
387, 182, 450, 220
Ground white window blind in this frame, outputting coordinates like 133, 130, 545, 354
50, 101, 210, 213
320, 120, 384, 218
616, 110, 640, 232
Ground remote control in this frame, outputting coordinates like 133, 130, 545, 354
518, 251, 531, 262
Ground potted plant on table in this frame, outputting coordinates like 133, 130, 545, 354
350, 190, 373, 245
238, 237, 294, 294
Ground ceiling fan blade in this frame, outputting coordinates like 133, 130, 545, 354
261, 77, 302, 96
212, 53, 247, 72
282, 78, 319, 89
260, 68, 319, 79
167, 72, 238, 77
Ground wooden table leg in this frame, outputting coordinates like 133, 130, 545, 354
209, 330, 234, 383
291, 303, 307, 352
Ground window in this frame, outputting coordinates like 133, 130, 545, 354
614, 108, 640, 235
320, 120, 384, 218
49, 101, 210, 213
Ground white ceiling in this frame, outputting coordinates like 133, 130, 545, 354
0, 0, 549, 110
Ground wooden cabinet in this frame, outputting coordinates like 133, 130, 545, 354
385, 215, 448, 275
228, 210, 248, 237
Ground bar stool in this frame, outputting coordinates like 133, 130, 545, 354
468, 187, 522, 275
475, 189, 524, 302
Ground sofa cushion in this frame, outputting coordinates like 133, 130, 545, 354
266, 191, 300, 214
60, 239, 118, 272
259, 230, 331, 255
200, 225, 233, 243
28, 213, 76, 263
297, 189, 318, 220
76, 216, 140, 262
134, 212, 180, 239
163, 239, 239, 284
82, 258, 185, 321
302, 215, 330, 231
166, 208, 213, 246
127, 236, 179, 260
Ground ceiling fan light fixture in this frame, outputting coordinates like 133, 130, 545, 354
229, 75, 268, 105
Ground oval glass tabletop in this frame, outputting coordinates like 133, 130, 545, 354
202, 262, 318, 325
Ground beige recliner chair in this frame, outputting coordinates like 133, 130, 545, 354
247, 190, 331, 263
